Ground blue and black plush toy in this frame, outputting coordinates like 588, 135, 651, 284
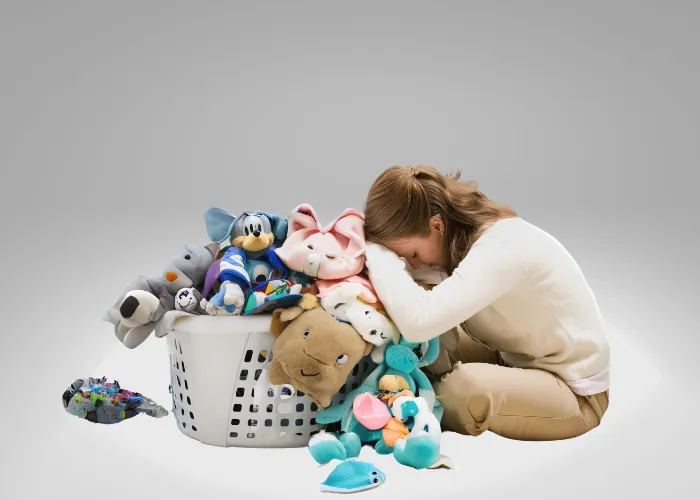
200, 208, 312, 316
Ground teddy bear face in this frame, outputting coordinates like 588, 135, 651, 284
268, 307, 372, 408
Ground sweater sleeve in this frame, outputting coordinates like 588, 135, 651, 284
363, 227, 528, 343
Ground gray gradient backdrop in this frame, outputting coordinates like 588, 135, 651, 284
1, 1, 698, 499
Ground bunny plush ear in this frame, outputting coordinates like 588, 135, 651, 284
287, 203, 322, 235
204, 207, 237, 244
264, 213, 289, 244
325, 209, 366, 259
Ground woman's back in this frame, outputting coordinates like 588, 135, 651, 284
461, 217, 610, 396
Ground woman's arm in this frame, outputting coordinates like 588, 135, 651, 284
364, 228, 528, 343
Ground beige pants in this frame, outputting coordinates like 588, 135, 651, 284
427, 328, 609, 441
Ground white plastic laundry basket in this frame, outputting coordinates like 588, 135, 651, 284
167, 314, 374, 448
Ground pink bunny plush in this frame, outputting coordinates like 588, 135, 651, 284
274, 204, 366, 280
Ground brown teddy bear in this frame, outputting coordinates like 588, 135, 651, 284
268, 294, 373, 408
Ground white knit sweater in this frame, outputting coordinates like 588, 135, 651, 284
364, 217, 610, 396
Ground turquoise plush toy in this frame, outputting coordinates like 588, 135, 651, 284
311, 335, 443, 470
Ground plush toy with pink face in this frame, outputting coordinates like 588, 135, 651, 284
274, 204, 366, 280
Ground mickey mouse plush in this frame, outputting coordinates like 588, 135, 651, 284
201, 208, 290, 315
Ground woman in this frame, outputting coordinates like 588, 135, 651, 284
362, 165, 610, 441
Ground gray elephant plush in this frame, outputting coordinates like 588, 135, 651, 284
103, 243, 219, 348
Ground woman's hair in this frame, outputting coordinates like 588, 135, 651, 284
363, 165, 517, 274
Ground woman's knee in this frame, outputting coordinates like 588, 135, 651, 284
437, 362, 496, 399
436, 363, 497, 435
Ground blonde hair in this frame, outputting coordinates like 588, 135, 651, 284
363, 165, 517, 274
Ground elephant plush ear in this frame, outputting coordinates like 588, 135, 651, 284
204, 207, 237, 244
265, 213, 289, 244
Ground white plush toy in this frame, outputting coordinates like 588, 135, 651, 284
174, 287, 205, 314
319, 282, 399, 362
390, 394, 442, 446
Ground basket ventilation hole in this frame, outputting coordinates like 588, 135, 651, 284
186, 396, 191, 405
297, 390, 305, 397
240, 370, 248, 381
296, 403, 304, 412
181, 361, 186, 373
247, 433, 255, 438
266, 404, 273, 413
189, 411, 194, 419
267, 388, 274, 397
176, 376, 181, 387
295, 419, 303, 426
250, 404, 259, 413
281, 419, 289, 427
254, 369, 262, 381
311, 402, 318, 412
231, 419, 240, 425
184, 380, 188, 390
244, 350, 253, 363
258, 350, 268, 362
248, 419, 257, 427
192, 426, 197, 432
233, 404, 242, 412
236, 388, 245, 397
230, 432, 238, 438
265, 419, 273, 427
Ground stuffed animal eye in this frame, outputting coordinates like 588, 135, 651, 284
365, 310, 371, 315
184, 255, 191, 260
303, 330, 310, 339
336, 354, 348, 365
307, 244, 314, 250
245, 227, 250, 235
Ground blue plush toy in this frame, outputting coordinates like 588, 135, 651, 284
201, 208, 292, 315
310, 335, 444, 470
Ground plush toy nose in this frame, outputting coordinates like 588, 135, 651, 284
253, 230, 261, 237
165, 272, 178, 282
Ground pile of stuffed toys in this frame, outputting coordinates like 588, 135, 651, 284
101, 203, 453, 492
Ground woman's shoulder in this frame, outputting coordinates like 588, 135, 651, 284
482, 216, 541, 240
478, 217, 561, 254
